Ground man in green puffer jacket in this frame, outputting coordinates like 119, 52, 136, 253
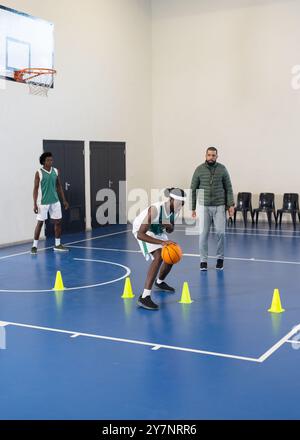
190, 147, 235, 271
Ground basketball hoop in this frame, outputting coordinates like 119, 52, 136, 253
14, 68, 56, 96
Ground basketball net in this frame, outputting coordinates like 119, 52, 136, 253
14, 68, 56, 97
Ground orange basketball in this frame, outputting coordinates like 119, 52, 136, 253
161, 243, 182, 265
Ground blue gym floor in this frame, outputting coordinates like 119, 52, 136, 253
0, 222, 300, 420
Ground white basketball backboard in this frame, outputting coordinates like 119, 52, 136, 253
0, 5, 54, 84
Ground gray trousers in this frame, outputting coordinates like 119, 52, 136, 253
199, 205, 226, 262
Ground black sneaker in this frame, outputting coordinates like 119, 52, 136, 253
53, 244, 69, 252
216, 259, 224, 270
154, 281, 175, 292
31, 246, 37, 255
200, 262, 208, 271
137, 295, 159, 310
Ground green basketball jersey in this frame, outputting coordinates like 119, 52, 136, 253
149, 204, 175, 235
39, 167, 59, 205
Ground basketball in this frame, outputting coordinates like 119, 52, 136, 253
161, 243, 182, 265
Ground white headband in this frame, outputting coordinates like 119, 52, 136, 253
169, 192, 186, 201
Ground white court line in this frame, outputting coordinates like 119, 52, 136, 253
0, 259, 131, 293
230, 227, 300, 235
0, 225, 298, 262
67, 229, 131, 245
0, 225, 298, 261
286, 340, 300, 345
229, 226, 300, 234
258, 324, 300, 362
69, 245, 141, 253
0, 250, 34, 260
176, 224, 300, 235
1, 320, 299, 363
68, 245, 300, 266
184, 253, 300, 265
220, 231, 300, 239
69, 245, 141, 254
0, 229, 130, 260
178, 229, 300, 239
1, 229, 299, 362
0, 320, 259, 362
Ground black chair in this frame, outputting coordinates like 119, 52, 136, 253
234, 192, 253, 227
253, 193, 277, 228
277, 193, 300, 229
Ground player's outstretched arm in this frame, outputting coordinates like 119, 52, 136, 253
33, 171, 40, 213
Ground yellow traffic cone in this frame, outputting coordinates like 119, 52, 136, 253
268, 289, 285, 313
179, 282, 193, 304
53, 271, 65, 291
121, 277, 135, 299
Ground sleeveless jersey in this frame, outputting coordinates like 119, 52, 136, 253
132, 202, 175, 236
38, 167, 59, 205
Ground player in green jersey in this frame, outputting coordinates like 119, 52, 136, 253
31, 152, 69, 255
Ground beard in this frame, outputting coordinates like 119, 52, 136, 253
206, 160, 216, 166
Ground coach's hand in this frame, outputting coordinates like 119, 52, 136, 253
228, 206, 235, 217
192, 210, 197, 218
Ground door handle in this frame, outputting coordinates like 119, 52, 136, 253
108, 180, 113, 188
65, 182, 71, 191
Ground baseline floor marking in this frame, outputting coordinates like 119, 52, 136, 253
0, 225, 298, 261
2, 320, 299, 363
0, 320, 260, 362
69, 245, 142, 254
258, 324, 300, 362
66, 229, 131, 246
1, 224, 299, 262
1, 224, 298, 262
68, 245, 300, 266
69, 245, 142, 253
0, 259, 131, 293
176, 224, 300, 235
227, 226, 300, 235
184, 253, 300, 265
179, 228, 300, 239
0, 229, 130, 261
0, 250, 35, 260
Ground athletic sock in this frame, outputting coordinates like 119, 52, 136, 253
156, 278, 164, 285
142, 289, 151, 299
33, 240, 38, 248
55, 238, 61, 246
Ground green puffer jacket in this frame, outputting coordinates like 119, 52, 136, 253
190, 162, 234, 209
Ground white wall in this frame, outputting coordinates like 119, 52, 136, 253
0, 0, 152, 245
152, 0, 300, 209
3, 0, 300, 245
